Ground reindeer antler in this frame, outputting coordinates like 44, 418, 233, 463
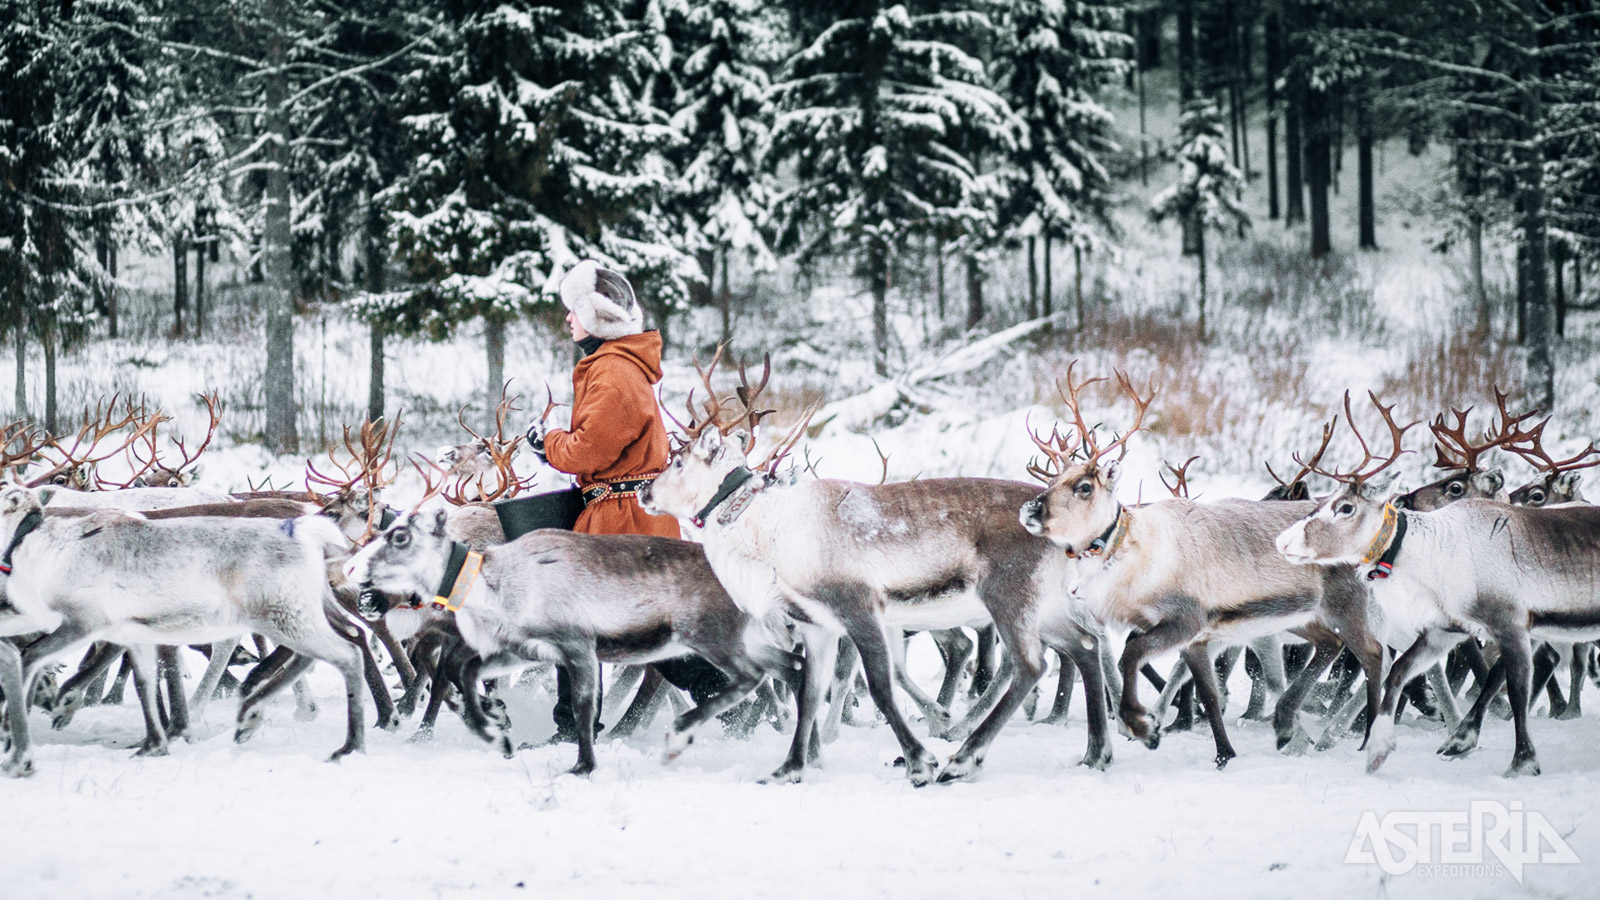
1052, 362, 1155, 472
100, 397, 175, 490
1023, 412, 1077, 484
1304, 391, 1418, 486
1161, 455, 1201, 499
1268, 418, 1336, 490
0, 421, 44, 477
1506, 415, 1600, 477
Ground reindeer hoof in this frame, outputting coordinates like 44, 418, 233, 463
495, 734, 514, 759
1214, 749, 1236, 770
761, 764, 804, 785
1554, 704, 1581, 721
233, 708, 264, 745
936, 755, 979, 784
663, 729, 692, 763
1277, 725, 1312, 755
376, 712, 402, 732
328, 743, 364, 762
1365, 741, 1395, 774
1506, 754, 1541, 778
1, 755, 34, 778
905, 755, 939, 787
1437, 730, 1478, 757
294, 700, 319, 723
405, 725, 435, 745
133, 741, 169, 758
567, 759, 596, 777
1080, 747, 1113, 771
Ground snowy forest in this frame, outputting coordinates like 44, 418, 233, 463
4, 0, 1599, 461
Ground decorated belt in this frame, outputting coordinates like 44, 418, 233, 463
581, 475, 657, 506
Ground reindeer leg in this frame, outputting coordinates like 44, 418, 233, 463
1273, 641, 1339, 752
1040, 651, 1077, 725
157, 646, 189, 740
1064, 631, 1111, 769
397, 633, 442, 719
842, 607, 938, 785
968, 625, 997, 699
368, 618, 416, 690
941, 650, 1015, 742
1152, 659, 1192, 731
124, 645, 170, 757
1368, 629, 1457, 773
1425, 663, 1461, 733
1558, 643, 1586, 720
240, 644, 293, 699
351, 631, 399, 731
890, 631, 950, 737
609, 666, 667, 739
1531, 642, 1564, 716
50, 642, 123, 730
938, 621, 1047, 783
664, 662, 765, 762
1440, 656, 1506, 757
1484, 624, 1539, 777
930, 628, 973, 710
458, 654, 513, 758
1118, 613, 1202, 749
1182, 643, 1237, 769
1315, 683, 1370, 751
767, 625, 836, 784
188, 639, 238, 717
101, 652, 134, 706
821, 636, 857, 742
0, 640, 33, 777
562, 650, 601, 776
234, 653, 316, 745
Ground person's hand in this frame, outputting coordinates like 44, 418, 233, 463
525, 418, 548, 463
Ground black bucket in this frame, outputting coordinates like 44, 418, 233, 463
494, 487, 585, 540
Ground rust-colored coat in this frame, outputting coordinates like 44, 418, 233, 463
544, 331, 681, 539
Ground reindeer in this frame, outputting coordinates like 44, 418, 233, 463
126, 392, 222, 488
23, 395, 164, 492
344, 462, 801, 776
640, 353, 1096, 786
1277, 394, 1600, 777
1507, 423, 1596, 509
0, 484, 366, 777
1018, 368, 1383, 769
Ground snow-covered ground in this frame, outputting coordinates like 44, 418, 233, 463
4, 649, 1594, 900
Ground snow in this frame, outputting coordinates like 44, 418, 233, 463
4, 646, 1595, 899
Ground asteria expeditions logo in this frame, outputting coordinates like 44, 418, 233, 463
1346, 800, 1579, 883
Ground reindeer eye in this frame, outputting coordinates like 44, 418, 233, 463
1530, 490, 1545, 505
1446, 481, 1463, 496
391, 528, 411, 548
52, 475, 67, 485
1335, 502, 1354, 516
167, 478, 180, 488
1074, 481, 1093, 498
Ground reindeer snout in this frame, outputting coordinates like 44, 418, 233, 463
636, 481, 654, 510
1019, 498, 1045, 536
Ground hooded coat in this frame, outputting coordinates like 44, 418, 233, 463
543, 331, 681, 539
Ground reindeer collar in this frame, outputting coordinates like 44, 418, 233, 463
693, 466, 758, 528
1066, 506, 1131, 562
387, 541, 483, 612
1361, 504, 1407, 581
0, 510, 44, 576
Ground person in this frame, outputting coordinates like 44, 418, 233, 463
526, 260, 728, 740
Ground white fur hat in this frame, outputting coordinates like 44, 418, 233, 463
559, 260, 643, 340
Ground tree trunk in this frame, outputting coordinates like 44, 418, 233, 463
1197, 227, 1208, 342
1357, 100, 1376, 250
12, 300, 25, 419
485, 316, 505, 429
107, 242, 118, 339
964, 254, 983, 331
1265, 9, 1281, 220
263, 10, 299, 454
1138, 7, 1160, 68
41, 309, 57, 435
1471, 213, 1488, 332
1074, 244, 1085, 330
1307, 91, 1332, 258
935, 243, 945, 322
365, 205, 387, 423
94, 224, 110, 320
719, 247, 731, 347
1520, 77, 1554, 411
1284, 0, 1306, 227
1027, 237, 1038, 318
871, 243, 890, 377
1042, 231, 1054, 319
1177, 0, 1195, 102
173, 237, 188, 338
194, 242, 207, 337
1554, 241, 1566, 339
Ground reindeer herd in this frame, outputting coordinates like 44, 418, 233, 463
0, 360, 1597, 788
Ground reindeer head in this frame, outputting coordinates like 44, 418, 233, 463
1507, 419, 1596, 508
640, 348, 805, 524
1018, 363, 1154, 554
342, 508, 453, 619
1277, 392, 1417, 567
1394, 389, 1536, 511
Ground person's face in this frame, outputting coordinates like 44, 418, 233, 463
566, 309, 591, 342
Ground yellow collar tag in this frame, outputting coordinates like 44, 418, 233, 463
1359, 504, 1400, 567
433, 550, 484, 612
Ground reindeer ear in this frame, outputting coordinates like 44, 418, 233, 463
35, 485, 59, 508
733, 431, 752, 454
1359, 470, 1402, 502
1554, 470, 1584, 497
436, 445, 458, 465
187, 463, 204, 483
429, 508, 450, 538
2, 489, 25, 513
1102, 459, 1122, 490
1474, 466, 1504, 495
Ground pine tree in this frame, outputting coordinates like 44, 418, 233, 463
386, 1, 688, 420
769, 0, 1015, 376
1150, 99, 1249, 342
991, 0, 1126, 326
654, 0, 780, 347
